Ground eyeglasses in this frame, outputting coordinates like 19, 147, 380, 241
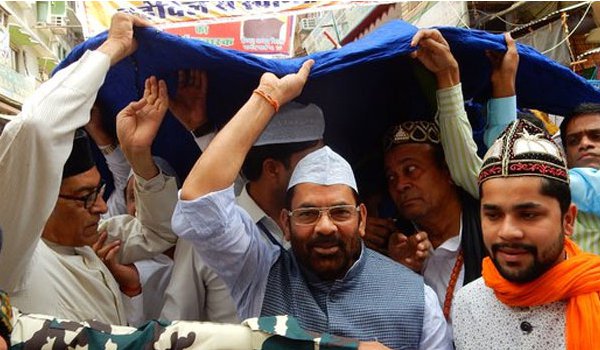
59, 180, 106, 209
288, 205, 359, 226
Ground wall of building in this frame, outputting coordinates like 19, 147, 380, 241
0, 1, 82, 115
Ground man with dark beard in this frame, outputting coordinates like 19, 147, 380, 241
452, 119, 600, 349
171, 59, 451, 349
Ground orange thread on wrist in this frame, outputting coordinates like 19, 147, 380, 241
253, 88, 280, 113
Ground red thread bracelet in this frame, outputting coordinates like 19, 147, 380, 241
120, 284, 142, 296
253, 88, 280, 112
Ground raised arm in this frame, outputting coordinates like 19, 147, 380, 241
172, 61, 313, 319
0, 13, 149, 290
86, 104, 131, 216
180, 60, 314, 200
169, 69, 216, 151
411, 29, 481, 199
484, 33, 519, 148
97, 77, 178, 294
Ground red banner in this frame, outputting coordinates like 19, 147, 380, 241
163, 16, 295, 57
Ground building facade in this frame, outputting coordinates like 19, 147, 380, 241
0, 1, 83, 115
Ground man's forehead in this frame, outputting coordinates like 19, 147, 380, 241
566, 114, 600, 134
292, 183, 355, 203
61, 167, 101, 192
294, 182, 354, 193
385, 143, 436, 164
481, 176, 547, 202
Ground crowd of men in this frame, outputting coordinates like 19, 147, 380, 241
0, 13, 599, 350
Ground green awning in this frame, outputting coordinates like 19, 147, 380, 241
9, 24, 40, 46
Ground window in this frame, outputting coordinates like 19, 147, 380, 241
0, 7, 8, 28
10, 45, 18, 71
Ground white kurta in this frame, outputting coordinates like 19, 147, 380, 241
452, 278, 566, 350
0, 50, 177, 325
160, 239, 238, 322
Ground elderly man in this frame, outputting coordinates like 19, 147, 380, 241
172, 58, 451, 349
379, 29, 495, 323
0, 14, 178, 325
452, 119, 600, 349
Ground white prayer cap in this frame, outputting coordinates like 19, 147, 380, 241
287, 146, 358, 193
255, 101, 325, 146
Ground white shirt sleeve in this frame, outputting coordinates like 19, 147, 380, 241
122, 292, 145, 327
419, 285, 453, 350
104, 146, 132, 217
0, 50, 111, 291
171, 186, 279, 320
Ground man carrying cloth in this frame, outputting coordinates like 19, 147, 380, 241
172, 59, 451, 349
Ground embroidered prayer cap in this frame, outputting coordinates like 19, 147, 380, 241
383, 120, 440, 152
478, 119, 569, 185
62, 128, 96, 179
255, 101, 325, 146
287, 146, 358, 193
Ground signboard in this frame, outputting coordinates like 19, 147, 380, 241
82, 1, 394, 56
164, 16, 294, 56
83, 1, 343, 37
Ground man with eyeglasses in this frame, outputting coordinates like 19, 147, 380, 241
0, 14, 178, 326
161, 100, 324, 323
172, 59, 451, 349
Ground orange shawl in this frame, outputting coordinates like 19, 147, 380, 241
482, 238, 600, 350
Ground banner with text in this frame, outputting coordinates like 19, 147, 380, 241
83, 1, 346, 35
164, 16, 294, 56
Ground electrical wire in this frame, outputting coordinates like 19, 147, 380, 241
541, 1, 593, 55
470, 9, 521, 27
449, 2, 470, 29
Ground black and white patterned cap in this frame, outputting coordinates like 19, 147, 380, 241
479, 119, 569, 185
383, 121, 440, 152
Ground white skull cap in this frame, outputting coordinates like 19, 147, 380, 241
287, 146, 358, 193
255, 101, 325, 146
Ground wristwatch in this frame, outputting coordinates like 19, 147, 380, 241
100, 143, 118, 156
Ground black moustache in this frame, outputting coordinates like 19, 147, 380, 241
309, 236, 343, 249
491, 243, 537, 255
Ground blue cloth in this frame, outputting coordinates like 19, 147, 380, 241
56, 20, 600, 182
262, 247, 424, 350
172, 186, 451, 349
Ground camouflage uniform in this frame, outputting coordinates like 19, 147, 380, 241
9, 307, 359, 350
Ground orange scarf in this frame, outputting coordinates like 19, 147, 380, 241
482, 238, 600, 350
